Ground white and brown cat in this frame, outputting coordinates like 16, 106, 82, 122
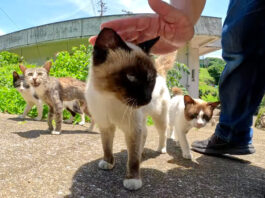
85, 28, 173, 190
168, 87, 220, 159
19, 62, 94, 134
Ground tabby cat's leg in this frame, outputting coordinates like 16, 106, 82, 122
34, 101, 43, 121
47, 106, 54, 132
123, 127, 143, 190
20, 103, 33, 119
52, 101, 63, 135
98, 125, 116, 170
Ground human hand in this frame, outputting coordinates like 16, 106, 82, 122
89, 0, 195, 54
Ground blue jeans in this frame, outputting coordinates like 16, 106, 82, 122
215, 0, 265, 145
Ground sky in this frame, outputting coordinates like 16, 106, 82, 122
0, 0, 229, 58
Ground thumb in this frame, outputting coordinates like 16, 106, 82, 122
89, 36, 97, 45
148, 0, 183, 23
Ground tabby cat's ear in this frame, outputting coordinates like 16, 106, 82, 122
95, 27, 130, 51
184, 95, 195, 106
138, 37, 160, 54
19, 64, 27, 74
43, 61, 52, 73
13, 71, 20, 80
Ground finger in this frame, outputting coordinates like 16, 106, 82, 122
148, 0, 184, 23
89, 36, 97, 45
101, 17, 139, 32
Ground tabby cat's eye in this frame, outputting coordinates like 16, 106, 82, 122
38, 73, 43, 76
28, 73, 33, 76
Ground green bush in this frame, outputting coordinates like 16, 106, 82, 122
51, 44, 92, 81
0, 51, 20, 66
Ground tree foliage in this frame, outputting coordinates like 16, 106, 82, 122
208, 64, 225, 85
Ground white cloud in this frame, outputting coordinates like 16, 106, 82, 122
0, 29, 5, 36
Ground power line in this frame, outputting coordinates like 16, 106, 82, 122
0, 7, 19, 29
89, 0, 96, 15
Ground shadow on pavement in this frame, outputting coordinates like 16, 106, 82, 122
13, 129, 99, 139
66, 147, 265, 197
8, 117, 46, 122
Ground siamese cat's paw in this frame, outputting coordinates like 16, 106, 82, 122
123, 179, 142, 190
98, 160, 114, 170
51, 131, 61, 135
182, 151, 192, 160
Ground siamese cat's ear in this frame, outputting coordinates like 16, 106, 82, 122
207, 101, 220, 110
43, 61, 52, 73
13, 71, 20, 80
93, 28, 131, 65
95, 28, 131, 51
138, 37, 160, 54
184, 95, 195, 106
19, 64, 27, 74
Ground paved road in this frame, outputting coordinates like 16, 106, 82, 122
0, 113, 264, 198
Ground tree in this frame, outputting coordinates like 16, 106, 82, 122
208, 64, 224, 85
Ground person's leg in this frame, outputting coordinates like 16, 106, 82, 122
192, 0, 265, 155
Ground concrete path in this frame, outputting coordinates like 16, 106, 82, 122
0, 113, 264, 198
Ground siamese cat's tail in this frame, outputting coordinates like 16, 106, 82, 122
155, 51, 177, 77
171, 87, 183, 96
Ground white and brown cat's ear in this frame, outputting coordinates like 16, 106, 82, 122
19, 64, 27, 74
43, 61, 52, 73
207, 101, 220, 110
13, 71, 20, 80
184, 95, 195, 106
138, 37, 160, 54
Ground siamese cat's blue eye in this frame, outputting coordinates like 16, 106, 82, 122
126, 74, 137, 82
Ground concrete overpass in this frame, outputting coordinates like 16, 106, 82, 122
0, 14, 222, 97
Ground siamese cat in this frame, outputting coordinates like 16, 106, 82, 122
168, 87, 220, 159
20, 63, 94, 134
85, 28, 174, 190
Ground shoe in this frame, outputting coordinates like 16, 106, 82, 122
191, 134, 255, 155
